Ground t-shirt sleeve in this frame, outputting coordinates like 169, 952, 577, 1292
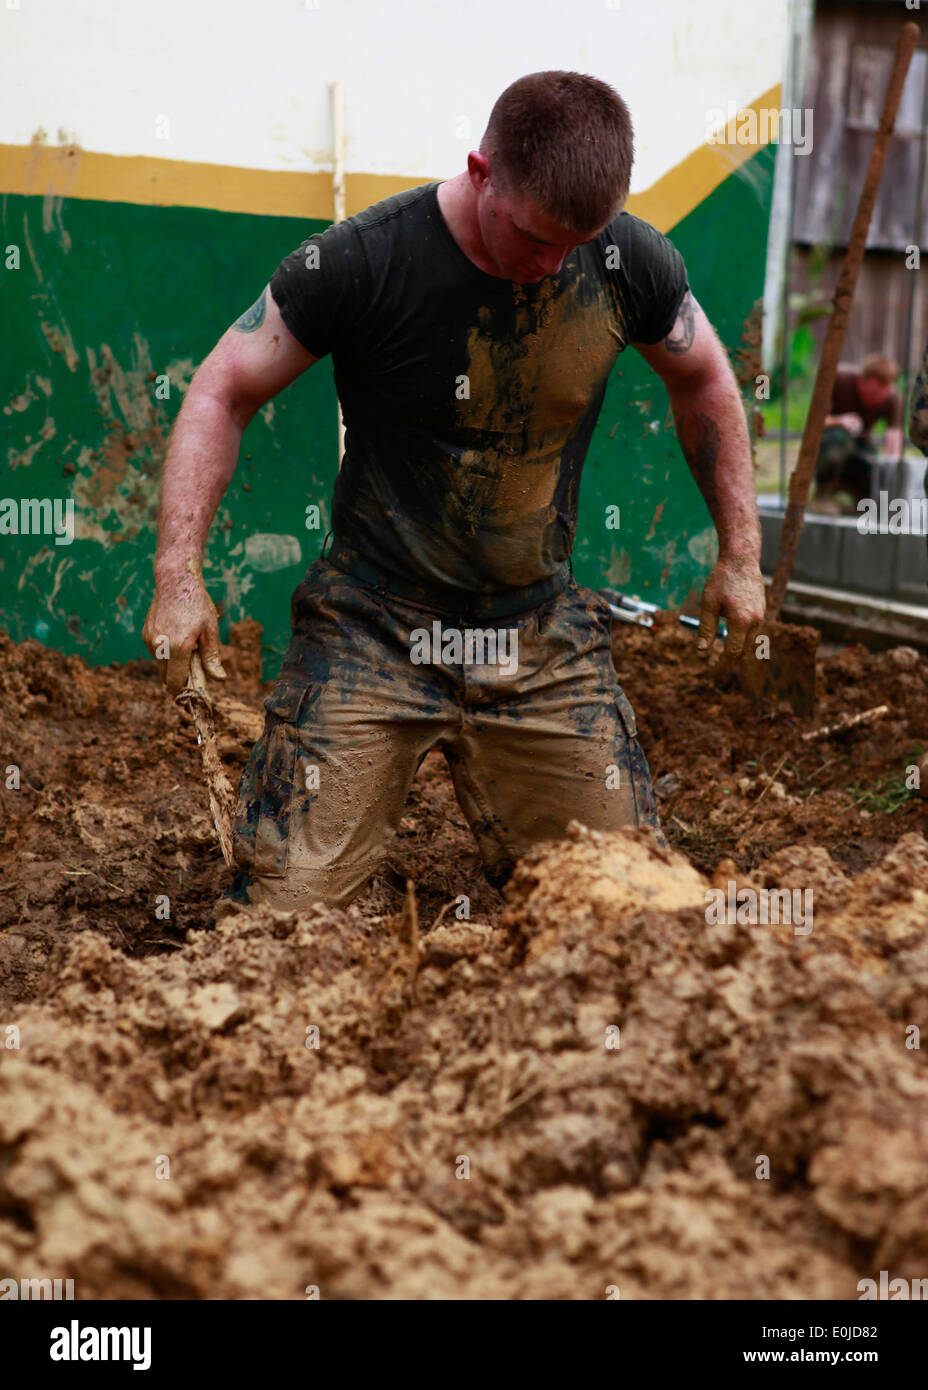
269, 218, 367, 359
829, 366, 856, 414
885, 389, 903, 428
612, 214, 690, 345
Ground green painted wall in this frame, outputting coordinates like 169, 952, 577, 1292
1, 146, 774, 679
575, 144, 776, 599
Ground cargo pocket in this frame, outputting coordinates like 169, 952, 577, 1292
238, 681, 312, 879
613, 685, 664, 837
614, 687, 638, 739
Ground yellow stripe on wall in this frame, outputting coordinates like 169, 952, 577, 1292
0, 141, 421, 221
629, 85, 783, 229
1, 85, 781, 233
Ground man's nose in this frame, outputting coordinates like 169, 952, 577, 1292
538, 247, 566, 276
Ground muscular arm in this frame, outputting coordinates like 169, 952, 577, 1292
634, 292, 765, 669
144, 286, 317, 692
636, 292, 760, 562
154, 287, 317, 582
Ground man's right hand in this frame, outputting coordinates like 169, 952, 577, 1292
142, 562, 227, 696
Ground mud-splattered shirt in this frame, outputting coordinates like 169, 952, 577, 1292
270, 181, 689, 593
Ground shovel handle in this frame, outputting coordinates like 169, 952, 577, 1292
175, 647, 236, 867
177, 648, 213, 712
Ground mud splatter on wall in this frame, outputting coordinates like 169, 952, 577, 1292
1, 195, 336, 673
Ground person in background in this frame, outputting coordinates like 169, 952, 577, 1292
907, 339, 928, 798
813, 354, 903, 511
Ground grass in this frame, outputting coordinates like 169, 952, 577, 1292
760, 385, 814, 436
848, 770, 920, 816
755, 438, 799, 496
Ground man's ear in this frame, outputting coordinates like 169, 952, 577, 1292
467, 150, 491, 189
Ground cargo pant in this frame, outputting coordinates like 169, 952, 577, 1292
232, 556, 664, 909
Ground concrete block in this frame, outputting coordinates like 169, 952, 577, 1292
893, 533, 928, 601
839, 526, 894, 595
794, 517, 843, 585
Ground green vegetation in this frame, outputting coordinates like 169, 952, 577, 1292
759, 382, 813, 436
848, 768, 920, 817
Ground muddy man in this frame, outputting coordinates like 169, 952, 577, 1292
143, 70, 765, 911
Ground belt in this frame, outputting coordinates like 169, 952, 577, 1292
325, 537, 571, 621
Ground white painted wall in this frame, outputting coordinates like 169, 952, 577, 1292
1, 0, 788, 189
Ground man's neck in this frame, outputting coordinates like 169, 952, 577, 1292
437, 174, 500, 277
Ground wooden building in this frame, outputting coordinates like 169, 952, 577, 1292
790, 0, 928, 384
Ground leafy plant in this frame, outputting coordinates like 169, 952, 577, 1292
848, 772, 917, 816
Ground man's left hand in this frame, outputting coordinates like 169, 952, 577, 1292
696, 554, 766, 678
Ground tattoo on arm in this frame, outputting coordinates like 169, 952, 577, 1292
677, 410, 722, 514
233, 289, 267, 333
664, 291, 696, 355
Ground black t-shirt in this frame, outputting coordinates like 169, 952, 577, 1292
270, 181, 689, 593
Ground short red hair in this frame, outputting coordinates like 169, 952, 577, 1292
481, 71, 634, 235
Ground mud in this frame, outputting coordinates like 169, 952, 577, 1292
1, 619, 927, 1299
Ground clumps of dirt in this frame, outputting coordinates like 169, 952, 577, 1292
614, 622, 928, 874
0, 630, 238, 1008
2, 621, 928, 1298
1, 823, 926, 1298
0, 625, 499, 1012
220, 618, 265, 695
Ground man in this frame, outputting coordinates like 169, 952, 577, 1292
814, 355, 903, 510
142, 71, 765, 911
907, 337, 928, 800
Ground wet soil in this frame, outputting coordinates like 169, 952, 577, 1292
0, 618, 926, 1298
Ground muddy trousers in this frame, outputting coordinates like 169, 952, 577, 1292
232, 557, 664, 910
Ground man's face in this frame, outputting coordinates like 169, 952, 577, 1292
857, 373, 893, 411
472, 160, 608, 283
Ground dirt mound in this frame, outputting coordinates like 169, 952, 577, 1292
2, 819, 926, 1299
0, 626, 501, 1013
614, 621, 928, 873
2, 623, 928, 1298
